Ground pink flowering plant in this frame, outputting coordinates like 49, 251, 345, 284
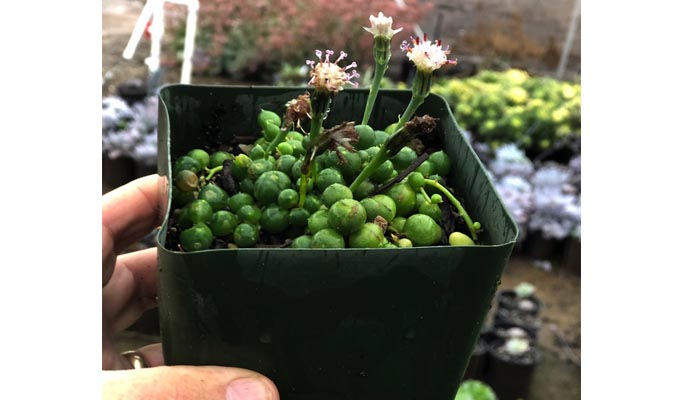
165, 0, 432, 78
169, 12, 483, 252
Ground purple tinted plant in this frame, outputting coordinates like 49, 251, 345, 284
528, 163, 580, 240
488, 143, 534, 179
568, 154, 581, 193
494, 175, 533, 243
102, 96, 133, 132
102, 96, 159, 165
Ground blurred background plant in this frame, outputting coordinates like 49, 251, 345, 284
432, 68, 580, 159
102, 95, 159, 166
163, 0, 433, 82
527, 162, 581, 241
476, 142, 580, 248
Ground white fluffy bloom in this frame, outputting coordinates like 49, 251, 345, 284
306, 49, 360, 94
400, 34, 456, 73
363, 12, 403, 38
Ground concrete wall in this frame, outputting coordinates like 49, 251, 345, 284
415, 0, 581, 79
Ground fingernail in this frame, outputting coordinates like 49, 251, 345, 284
225, 377, 272, 400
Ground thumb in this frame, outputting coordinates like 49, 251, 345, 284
102, 365, 279, 400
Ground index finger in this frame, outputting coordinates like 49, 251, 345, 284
102, 174, 167, 284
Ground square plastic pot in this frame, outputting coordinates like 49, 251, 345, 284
155, 85, 519, 400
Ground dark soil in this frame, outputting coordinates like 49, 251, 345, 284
490, 342, 541, 366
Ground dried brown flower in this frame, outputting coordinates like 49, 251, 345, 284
285, 92, 311, 129
316, 121, 359, 163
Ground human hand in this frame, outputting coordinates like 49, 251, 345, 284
102, 175, 279, 400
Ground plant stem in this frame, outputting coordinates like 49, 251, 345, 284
298, 170, 309, 207
361, 62, 388, 125
205, 165, 222, 181
265, 125, 289, 156
395, 70, 432, 131
298, 146, 317, 207
424, 178, 479, 241
308, 113, 324, 144
419, 187, 432, 205
299, 95, 329, 206
349, 147, 390, 193
395, 95, 425, 131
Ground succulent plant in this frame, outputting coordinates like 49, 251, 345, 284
514, 282, 536, 298
432, 69, 581, 156
503, 337, 531, 356
528, 162, 581, 240
494, 175, 533, 243
102, 95, 159, 164
488, 143, 534, 179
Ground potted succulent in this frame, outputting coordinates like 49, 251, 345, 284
155, 13, 518, 400
485, 337, 541, 400
560, 155, 581, 275
496, 282, 541, 316
462, 328, 498, 382
561, 224, 581, 275
492, 282, 541, 340
525, 162, 581, 262
102, 94, 158, 189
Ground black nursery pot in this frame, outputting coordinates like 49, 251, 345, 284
155, 85, 519, 400
485, 339, 541, 400
492, 312, 541, 341
102, 153, 136, 190
524, 230, 564, 261
561, 237, 581, 276
462, 337, 488, 382
496, 290, 542, 317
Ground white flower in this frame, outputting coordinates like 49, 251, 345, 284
363, 12, 403, 39
306, 49, 360, 94
400, 34, 456, 73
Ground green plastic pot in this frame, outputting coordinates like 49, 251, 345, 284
155, 85, 518, 400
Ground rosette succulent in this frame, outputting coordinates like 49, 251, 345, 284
102, 95, 158, 164
488, 143, 534, 179
528, 164, 581, 241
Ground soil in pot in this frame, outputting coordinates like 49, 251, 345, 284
496, 290, 542, 317
492, 318, 539, 342
493, 309, 542, 338
485, 337, 541, 400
